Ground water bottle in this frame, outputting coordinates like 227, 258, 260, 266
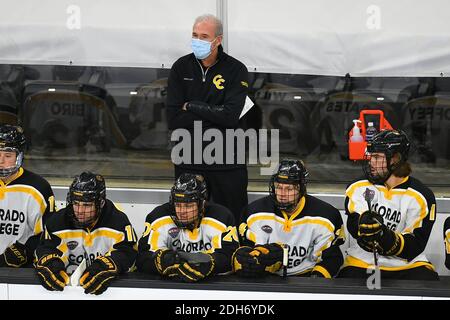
366, 122, 378, 142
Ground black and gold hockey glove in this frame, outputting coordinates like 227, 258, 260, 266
154, 249, 180, 277
80, 256, 118, 295
176, 252, 215, 282
0, 242, 28, 267
35, 253, 69, 291
253, 243, 284, 273
358, 211, 403, 256
358, 210, 384, 241
232, 246, 265, 277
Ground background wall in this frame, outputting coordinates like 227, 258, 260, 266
1, 0, 449, 76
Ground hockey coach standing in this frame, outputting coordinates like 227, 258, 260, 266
167, 14, 249, 222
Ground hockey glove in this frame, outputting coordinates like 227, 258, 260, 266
176, 252, 215, 282
376, 227, 403, 256
154, 249, 180, 277
253, 243, 284, 273
358, 210, 384, 241
232, 246, 265, 277
80, 256, 118, 295
0, 242, 28, 267
35, 253, 69, 291
358, 218, 403, 256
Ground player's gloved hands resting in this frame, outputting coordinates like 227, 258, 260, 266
0, 242, 28, 267
176, 252, 215, 282
35, 253, 69, 291
358, 211, 402, 256
253, 243, 284, 273
154, 249, 180, 277
79, 256, 118, 295
358, 210, 384, 241
232, 246, 265, 277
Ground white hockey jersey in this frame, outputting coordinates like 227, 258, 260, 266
0, 168, 54, 260
137, 202, 239, 275
240, 195, 344, 277
345, 176, 436, 271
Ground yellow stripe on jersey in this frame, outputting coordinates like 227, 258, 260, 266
148, 216, 174, 250
1, 185, 47, 213
210, 235, 220, 251
201, 217, 227, 233
186, 228, 199, 240
34, 216, 43, 235
55, 228, 124, 247
344, 255, 435, 271
281, 196, 306, 232
149, 229, 161, 251
429, 204, 436, 222
247, 230, 257, 243
151, 216, 174, 231
291, 218, 335, 233
247, 214, 277, 228
312, 265, 331, 279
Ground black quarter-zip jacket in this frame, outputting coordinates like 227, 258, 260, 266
167, 45, 249, 170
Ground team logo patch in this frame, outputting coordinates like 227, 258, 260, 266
168, 227, 180, 238
363, 188, 375, 202
67, 241, 79, 250
213, 74, 225, 90
261, 225, 273, 234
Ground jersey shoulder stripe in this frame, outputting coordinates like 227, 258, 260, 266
13, 169, 54, 198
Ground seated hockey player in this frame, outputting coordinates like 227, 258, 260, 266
233, 159, 344, 278
339, 130, 438, 280
0, 124, 55, 268
35, 172, 137, 294
136, 173, 238, 282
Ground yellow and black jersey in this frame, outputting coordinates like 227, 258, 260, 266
239, 195, 344, 278
36, 199, 137, 274
136, 202, 239, 275
0, 168, 55, 265
345, 176, 436, 271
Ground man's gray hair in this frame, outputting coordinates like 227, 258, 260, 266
194, 14, 223, 36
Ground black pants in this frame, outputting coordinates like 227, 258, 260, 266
175, 166, 248, 224
338, 265, 439, 281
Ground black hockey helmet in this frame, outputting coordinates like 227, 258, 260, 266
0, 124, 26, 177
363, 129, 411, 184
169, 173, 208, 230
269, 159, 309, 212
66, 171, 106, 228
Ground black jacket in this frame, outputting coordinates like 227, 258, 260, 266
167, 45, 249, 170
